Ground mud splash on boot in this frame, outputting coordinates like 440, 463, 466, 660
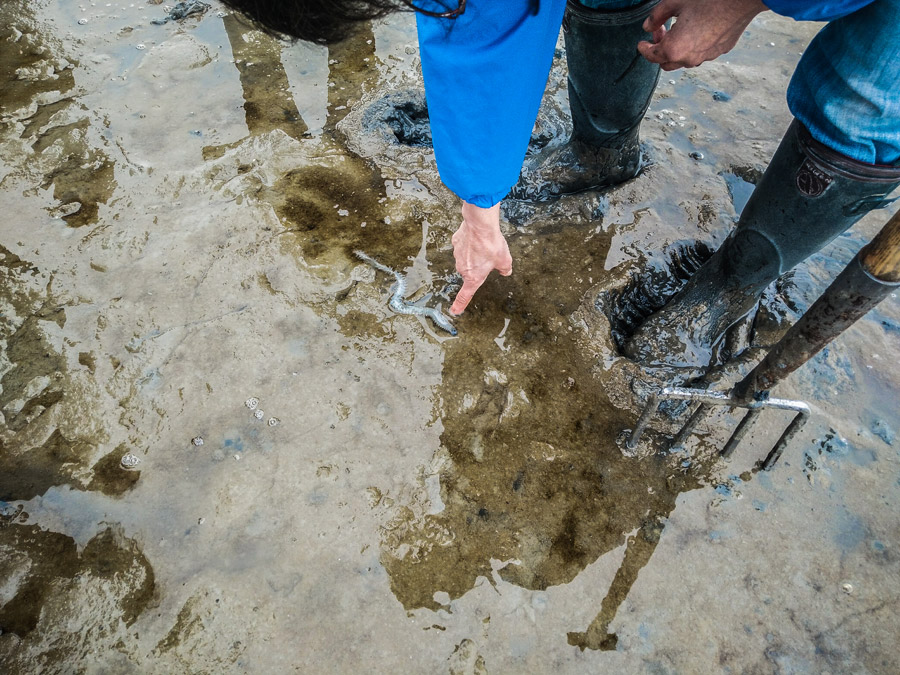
595, 241, 714, 354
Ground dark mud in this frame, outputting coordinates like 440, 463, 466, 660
596, 241, 714, 353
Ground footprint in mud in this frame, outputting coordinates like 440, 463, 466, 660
360, 89, 433, 148
595, 241, 714, 356
592, 237, 814, 396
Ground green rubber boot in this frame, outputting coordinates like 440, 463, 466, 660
624, 120, 900, 368
511, 0, 662, 202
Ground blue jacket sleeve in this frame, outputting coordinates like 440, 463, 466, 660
416, 0, 568, 207
763, 0, 878, 21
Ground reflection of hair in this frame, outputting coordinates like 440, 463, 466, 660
219, 0, 405, 44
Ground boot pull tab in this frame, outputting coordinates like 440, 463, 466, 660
796, 157, 833, 197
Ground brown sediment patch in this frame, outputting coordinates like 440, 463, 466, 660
87, 444, 142, 496
380, 217, 722, 648
36, 133, 116, 228
80, 526, 156, 626
0, 308, 67, 434
0, 22, 75, 121
337, 308, 391, 339
264, 160, 402, 265
155, 595, 203, 654
0, 523, 155, 638
0, 248, 120, 502
0, 429, 90, 502
1, 13, 113, 229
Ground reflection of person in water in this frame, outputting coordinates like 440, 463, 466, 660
224, 0, 899, 370
220, 0, 899, 650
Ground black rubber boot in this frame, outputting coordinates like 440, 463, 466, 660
624, 120, 900, 368
511, 0, 662, 202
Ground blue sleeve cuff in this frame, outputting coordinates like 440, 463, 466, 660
763, 0, 877, 22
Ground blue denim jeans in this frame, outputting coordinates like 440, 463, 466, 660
581, 0, 900, 165
788, 0, 900, 165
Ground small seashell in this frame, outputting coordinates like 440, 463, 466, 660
842, 583, 853, 594
245, 397, 259, 410
77, 18, 89, 25
267, 417, 280, 427
191, 436, 204, 447
120, 453, 141, 469
689, 151, 704, 161
136, 43, 146, 50
254, 409, 264, 420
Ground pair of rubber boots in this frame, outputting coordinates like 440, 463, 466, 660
523, 0, 900, 367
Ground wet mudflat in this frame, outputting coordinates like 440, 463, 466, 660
1, 1, 899, 672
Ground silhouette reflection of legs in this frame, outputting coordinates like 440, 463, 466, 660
203, 14, 309, 159
379, 223, 725, 650
325, 23, 377, 134
221, 14, 308, 140
568, 518, 664, 651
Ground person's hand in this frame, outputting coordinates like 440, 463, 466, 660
637, 0, 768, 71
449, 201, 512, 316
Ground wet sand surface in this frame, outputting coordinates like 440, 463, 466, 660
1, 2, 899, 672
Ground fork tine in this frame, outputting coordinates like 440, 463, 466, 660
670, 403, 711, 452
720, 408, 761, 459
626, 392, 659, 449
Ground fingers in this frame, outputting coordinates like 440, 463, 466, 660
449, 254, 512, 315
643, 0, 680, 33
450, 277, 483, 316
636, 39, 663, 64
652, 25, 667, 43
637, 31, 703, 70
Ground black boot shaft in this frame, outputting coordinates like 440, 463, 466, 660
726, 120, 900, 286
565, 0, 661, 148
624, 121, 900, 367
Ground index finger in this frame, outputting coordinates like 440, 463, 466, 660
449, 277, 484, 316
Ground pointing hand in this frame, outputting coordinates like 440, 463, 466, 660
449, 202, 513, 316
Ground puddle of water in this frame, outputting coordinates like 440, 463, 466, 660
1, 2, 899, 673
721, 170, 757, 215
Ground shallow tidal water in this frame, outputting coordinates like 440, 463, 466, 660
1, 2, 899, 673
